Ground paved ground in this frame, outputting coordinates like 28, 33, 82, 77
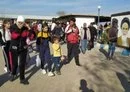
0, 42, 130, 92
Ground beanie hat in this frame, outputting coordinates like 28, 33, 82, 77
17, 16, 25, 22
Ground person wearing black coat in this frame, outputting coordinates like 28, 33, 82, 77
88, 23, 97, 49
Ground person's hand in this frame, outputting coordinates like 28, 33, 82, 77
72, 27, 77, 32
25, 23, 31, 30
26, 37, 31, 45
61, 55, 65, 61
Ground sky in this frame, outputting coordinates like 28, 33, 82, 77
0, 0, 130, 16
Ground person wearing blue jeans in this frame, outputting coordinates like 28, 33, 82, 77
107, 18, 118, 60
81, 39, 88, 53
52, 57, 61, 73
108, 42, 116, 60
80, 23, 91, 54
37, 23, 54, 77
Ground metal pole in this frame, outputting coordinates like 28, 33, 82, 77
98, 6, 100, 27
97, 6, 101, 40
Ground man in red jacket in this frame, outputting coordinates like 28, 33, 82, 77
65, 18, 81, 66
9, 16, 34, 85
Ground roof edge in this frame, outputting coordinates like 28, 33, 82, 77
111, 11, 130, 17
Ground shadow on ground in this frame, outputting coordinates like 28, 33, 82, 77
79, 79, 94, 92
99, 48, 108, 58
0, 73, 10, 87
25, 65, 40, 81
116, 72, 130, 92
81, 50, 130, 92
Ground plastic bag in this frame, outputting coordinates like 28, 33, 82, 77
36, 54, 41, 67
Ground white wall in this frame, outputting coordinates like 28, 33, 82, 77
75, 17, 95, 29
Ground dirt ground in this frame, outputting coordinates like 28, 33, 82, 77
0, 43, 130, 92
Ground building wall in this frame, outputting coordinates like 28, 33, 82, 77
75, 17, 95, 29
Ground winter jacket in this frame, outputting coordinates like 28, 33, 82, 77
79, 27, 91, 40
88, 26, 97, 40
10, 24, 34, 52
108, 26, 118, 42
65, 25, 79, 43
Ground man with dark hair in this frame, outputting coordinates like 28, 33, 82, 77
88, 23, 97, 49
107, 18, 118, 60
52, 22, 64, 40
65, 17, 81, 66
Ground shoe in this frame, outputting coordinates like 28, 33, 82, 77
76, 64, 81, 66
48, 72, 54, 77
107, 57, 110, 60
4, 67, 7, 73
20, 79, 29, 85
42, 69, 46, 74
128, 78, 130, 83
10, 75, 17, 82
56, 71, 61, 75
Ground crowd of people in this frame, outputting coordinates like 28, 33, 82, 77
0, 15, 124, 85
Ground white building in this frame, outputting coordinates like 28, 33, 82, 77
57, 14, 110, 29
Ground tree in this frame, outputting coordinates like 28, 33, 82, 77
56, 11, 66, 16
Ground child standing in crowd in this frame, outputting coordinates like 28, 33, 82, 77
37, 23, 54, 77
52, 36, 64, 75
0, 19, 11, 72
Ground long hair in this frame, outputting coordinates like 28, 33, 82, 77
2, 19, 10, 39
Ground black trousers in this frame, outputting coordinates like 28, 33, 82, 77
90, 38, 94, 49
67, 42, 80, 65
10, 49, 27, 80
3, 41, 11, 71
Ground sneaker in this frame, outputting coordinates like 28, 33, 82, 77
10, 75, 17, 82
42, 69, 46, 74
56, 71, 61, 75
76, 64, 81, 66
20, 79, 29, 85
4, 67, 7, 72
48, 72, 54, 77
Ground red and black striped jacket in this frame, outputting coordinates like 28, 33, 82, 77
10, 24, 34, 52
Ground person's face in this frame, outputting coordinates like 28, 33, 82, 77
69, 20, 75, 27
83, 23, 87, 27
5, 22, 10, 29
54, 39, 59, 44
122, 22, 129, 35
17, 21, 24, 29
43, 26, 48, 32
